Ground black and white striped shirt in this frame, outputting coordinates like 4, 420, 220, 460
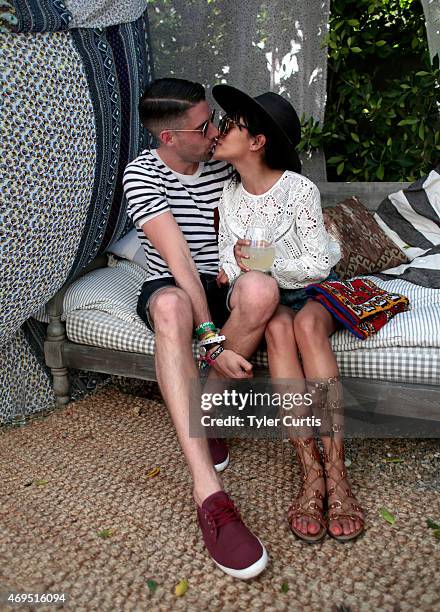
123, 149, 232, 281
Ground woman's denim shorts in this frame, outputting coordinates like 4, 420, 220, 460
279, 269, 339, 312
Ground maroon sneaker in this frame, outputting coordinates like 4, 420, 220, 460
197, 491, 268, 579
208, 437, 230, 472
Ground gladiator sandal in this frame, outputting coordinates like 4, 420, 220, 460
323, 376, 364, 542
287, 438, 327, 543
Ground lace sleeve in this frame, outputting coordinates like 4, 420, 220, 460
218, 198, 241, 284
272, 181, 337, 289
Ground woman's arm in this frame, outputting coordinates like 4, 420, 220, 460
272, 181, 341, 288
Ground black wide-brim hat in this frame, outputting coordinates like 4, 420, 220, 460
212, 84, 302, 174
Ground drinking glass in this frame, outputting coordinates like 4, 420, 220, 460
241, 227, 275, 272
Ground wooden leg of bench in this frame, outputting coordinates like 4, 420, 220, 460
45, 292, 71, 406
51, 367, 70, 406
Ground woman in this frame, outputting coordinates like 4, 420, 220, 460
212, 84, 364, 543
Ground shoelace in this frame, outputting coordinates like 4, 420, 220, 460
209, 500, 241, 529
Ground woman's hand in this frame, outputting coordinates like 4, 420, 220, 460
234, 239, 251, 272
216, 268, 229, 287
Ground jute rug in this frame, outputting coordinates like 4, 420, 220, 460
0, 386, 439, 612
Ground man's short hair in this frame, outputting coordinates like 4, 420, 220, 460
139, 78, 206, 137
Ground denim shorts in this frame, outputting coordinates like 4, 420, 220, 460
279, 269, 339, 312
137, 274, 230, 332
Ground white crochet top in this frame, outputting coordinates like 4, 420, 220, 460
218, 171, 341, 289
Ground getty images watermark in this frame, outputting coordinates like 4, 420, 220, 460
189, 379, 327, 439
189, 378, 440, 439
200, 388, 321, 430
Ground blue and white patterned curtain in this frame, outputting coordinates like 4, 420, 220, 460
0, 1, 154, 422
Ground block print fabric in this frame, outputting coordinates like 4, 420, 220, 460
0, 10, 154, 422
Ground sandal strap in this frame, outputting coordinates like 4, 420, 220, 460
308, 376, 365, 534
328, 509, 365, 525
324, 438, 364, 524
289, 437, 326, 530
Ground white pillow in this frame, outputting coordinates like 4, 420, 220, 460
106, 228, 149, 270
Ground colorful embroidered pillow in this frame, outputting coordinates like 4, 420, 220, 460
323, 196, 408, 279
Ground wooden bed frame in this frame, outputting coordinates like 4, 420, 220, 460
43, 182, 440, 423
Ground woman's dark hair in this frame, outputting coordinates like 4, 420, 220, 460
139, 78, 205, 135
229, 107, 300, 178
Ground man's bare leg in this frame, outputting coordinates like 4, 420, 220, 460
149, 287, 222, 506
203, 271, 279, 394
150, 285, 269, 579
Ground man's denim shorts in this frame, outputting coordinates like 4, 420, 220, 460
279, 269, 339, 312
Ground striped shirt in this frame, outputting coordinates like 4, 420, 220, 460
123, 149, 232, 281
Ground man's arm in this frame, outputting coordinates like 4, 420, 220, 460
141, 211, 210, 325
143, 212, 252, 378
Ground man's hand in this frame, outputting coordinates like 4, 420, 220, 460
211, 349, 253, 378
216, 268, 229, 287
234, 239, 251, 272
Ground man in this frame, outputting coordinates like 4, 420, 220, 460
122, 78, 279, 579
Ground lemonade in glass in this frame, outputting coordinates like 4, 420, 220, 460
241, 227, 275, 272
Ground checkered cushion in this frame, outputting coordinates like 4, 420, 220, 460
252, 344, 439, 384
334, 346, 439, 385
64, 261, 440, 385
66, 309, 200, 359
66, 310, 440, 385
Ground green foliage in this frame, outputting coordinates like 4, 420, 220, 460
299, 0, 440, 181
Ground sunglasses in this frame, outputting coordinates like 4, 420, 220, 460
218, 116, 248, 136
166, 109, 216, 138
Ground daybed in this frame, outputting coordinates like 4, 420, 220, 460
44, 181, 440, 423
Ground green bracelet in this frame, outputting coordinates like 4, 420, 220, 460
195, 321, 216, 337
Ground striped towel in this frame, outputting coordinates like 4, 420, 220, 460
305, 278, 410, 339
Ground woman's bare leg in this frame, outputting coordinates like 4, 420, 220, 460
265, 305, 325, 538
294, 300, 364, 538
